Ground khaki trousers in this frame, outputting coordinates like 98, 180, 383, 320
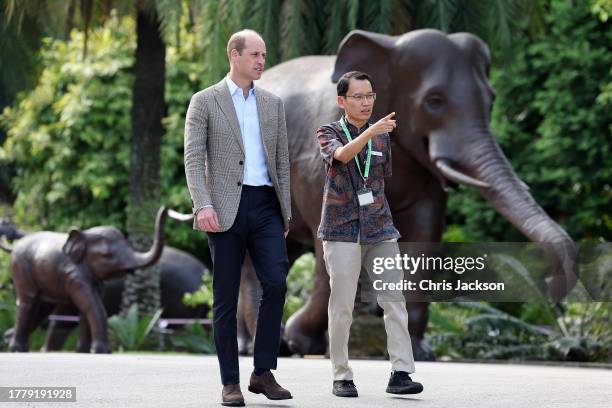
323, 239, 416, 381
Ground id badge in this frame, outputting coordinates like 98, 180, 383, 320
357, 188, 374, 206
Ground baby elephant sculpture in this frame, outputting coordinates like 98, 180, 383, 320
2, 207, 168, 353
43, 246, 209, 352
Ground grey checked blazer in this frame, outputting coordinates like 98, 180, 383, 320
184, 78, 291, 232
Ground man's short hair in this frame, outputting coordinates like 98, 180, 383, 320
227, 29, 263, 60
337, 71, 372, 96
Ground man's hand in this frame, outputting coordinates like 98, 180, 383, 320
368, 112, 396, 135
333, 112, 397, 164
197, 207, 220, 232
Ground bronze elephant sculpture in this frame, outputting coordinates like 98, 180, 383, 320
42, 245, 209, 352
233, 29, 577, 359
1, 207, 168, 353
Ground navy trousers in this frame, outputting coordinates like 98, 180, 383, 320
207, 185, 289, 385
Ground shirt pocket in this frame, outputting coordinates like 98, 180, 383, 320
369, 150, 387, 171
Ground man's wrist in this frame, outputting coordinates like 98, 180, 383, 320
194, 205, 213, 216
359, 127, 374, 142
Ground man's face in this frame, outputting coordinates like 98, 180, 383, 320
338, 79, 374, 122
231, 34, 266, 81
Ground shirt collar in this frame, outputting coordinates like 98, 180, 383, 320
226, 76, 256, 97
341, 114, 370, 134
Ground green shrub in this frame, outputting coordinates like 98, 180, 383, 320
284, 253, 315, 322
169, 323, 215, 354
107, 304, 162, 352
429, 301, 612, 362
182, 272, 213, 318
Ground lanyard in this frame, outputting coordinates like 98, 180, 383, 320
339, 117, 371, 184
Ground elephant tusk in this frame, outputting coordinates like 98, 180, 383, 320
0, 237, 13, 253
519, 179, 530, 191
168, 209, 195, 222
435, 159, 491, 189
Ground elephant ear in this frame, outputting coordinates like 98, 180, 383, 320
332, 30, 396, 95
63, 229, 87, 264
448, 32, 492, 81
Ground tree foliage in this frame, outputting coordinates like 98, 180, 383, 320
0, 15, 205, 253
445, 0, 612, 242
2, 0, 609, 248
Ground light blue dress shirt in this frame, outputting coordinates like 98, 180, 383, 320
226, 77, 272, 187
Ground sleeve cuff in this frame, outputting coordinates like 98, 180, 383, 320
194, 205, 213, 216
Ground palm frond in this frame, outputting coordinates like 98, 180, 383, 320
197, 0, 232, 84
450, 0, 487, 35
323, 0, 346, 54
347, 0, 359, 31
280, 0, 321, 60
248, 0, 281, 66
155, 0, 185, 48
486, 0, 516, 48
280, 0, 305, 61
362, 0, 393, 34
225, 0, 247, 33
391, 0, 411, 35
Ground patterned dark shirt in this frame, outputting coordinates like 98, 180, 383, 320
316, 116, 400, 244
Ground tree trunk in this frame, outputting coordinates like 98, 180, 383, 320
121, 8, 166, 318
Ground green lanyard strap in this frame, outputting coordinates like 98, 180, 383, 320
339, 117, 372, 184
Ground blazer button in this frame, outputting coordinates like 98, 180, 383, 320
239, 160, 244, 165
237, 181, 242, 186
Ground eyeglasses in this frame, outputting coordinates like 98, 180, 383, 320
345, 93, 377, 103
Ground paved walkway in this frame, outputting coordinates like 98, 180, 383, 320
0, 353, 610, 407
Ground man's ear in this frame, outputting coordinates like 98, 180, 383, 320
62, 229, 86, 264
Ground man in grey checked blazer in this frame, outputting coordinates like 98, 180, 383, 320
184, 30, 292, 406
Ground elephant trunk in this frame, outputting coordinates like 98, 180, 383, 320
131, 206, 169, 269
467, 135, 578, 301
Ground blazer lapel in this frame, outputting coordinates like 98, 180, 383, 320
255, 88, 274, 160
213, 79, 244, 153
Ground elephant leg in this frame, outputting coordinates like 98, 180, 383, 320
9, 296, 41, 352
392, 188, 446, 362
406, 302, 434, 361
69, 284, 111, 353
284, 239, 329, 355
44, 304, 79, 352
76, 312, 92, 353
237, 255, 260, 355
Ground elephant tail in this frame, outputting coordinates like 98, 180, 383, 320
167, 209, 194, 223
0, 238, 12, 253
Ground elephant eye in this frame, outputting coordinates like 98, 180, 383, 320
425, 95, 445, 112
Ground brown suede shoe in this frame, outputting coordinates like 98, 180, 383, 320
248, 370, 292, 400
221, 384, 245, 407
